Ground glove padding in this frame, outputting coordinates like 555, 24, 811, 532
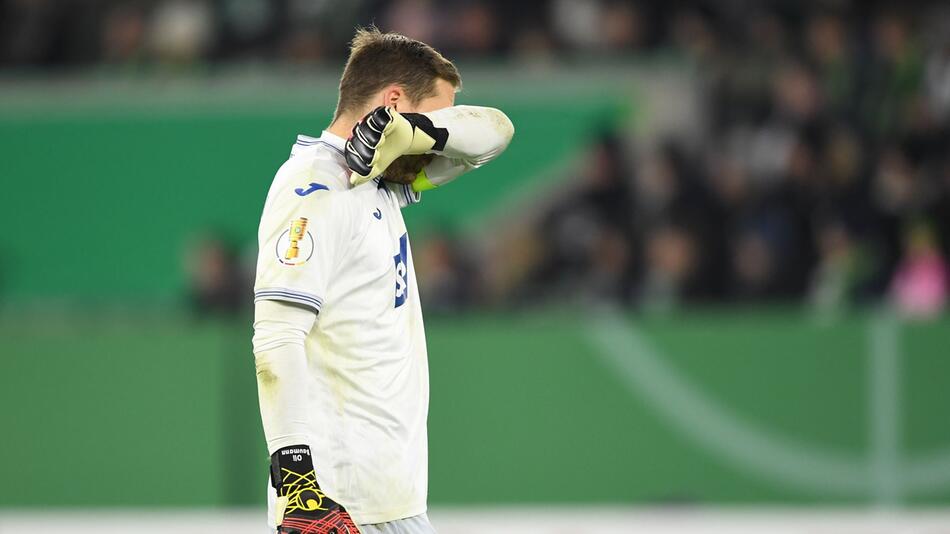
345, 106, 448, 186
271, 445, 360, 534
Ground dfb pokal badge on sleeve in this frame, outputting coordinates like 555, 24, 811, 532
276, 217, 314, 266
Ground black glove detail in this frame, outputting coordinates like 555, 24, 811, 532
401, 112, 449, 152
345, 107, 392, 177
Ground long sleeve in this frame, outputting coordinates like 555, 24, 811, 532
252, 299, 317, 454
424, 105, 514, 165
413, 105, 514, 190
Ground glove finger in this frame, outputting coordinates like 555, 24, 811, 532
359, 106, 391, 147
366, 106, 392, 133
351, 132, 376, 163
346, 123, 376, 168
348, 121, 377, 161
357, 119, 381, 147
345, 143, 372, 177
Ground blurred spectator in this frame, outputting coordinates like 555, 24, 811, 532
670, 8, 719, 63
602, 2, 642, 51
550, 0, 604, 51
872, 145, 921, 216
416, 229, 481, 313
147, 0, 214, 65
863, 11, 923, 135
806, 13, 856, 113
730, 227, 782, 300
383, 0, 437, 46
100, 3, 147, 66
890, 223, 948, 318
510, 26, 557, 66
809, 221, 871, 313
183, 234, 249, 316
925, 43, 950, 121
279, 28, 325, 65
639, 223, 697, 311
451, 2, 499, 56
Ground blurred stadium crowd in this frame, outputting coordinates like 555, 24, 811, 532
420, 0, 949, 317
6, 0, 948, 316
0, 0, 647, 67
498, 0, 950, 316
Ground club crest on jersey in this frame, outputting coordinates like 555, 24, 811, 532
276, 217, 314, 266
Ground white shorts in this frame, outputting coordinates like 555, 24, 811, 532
358, 513, 436, 534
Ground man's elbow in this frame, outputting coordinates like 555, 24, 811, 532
253, 344, 305, 398
485, 107, 514, 155
464, 107, 512, 165
255, 356, 280, 391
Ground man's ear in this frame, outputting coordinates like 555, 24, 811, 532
381, 85, 405, 110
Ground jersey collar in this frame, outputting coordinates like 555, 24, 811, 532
318, 130, 347, 153
294, 131, 346, 157
291, 131, 362, 190
314, 130, 383, 188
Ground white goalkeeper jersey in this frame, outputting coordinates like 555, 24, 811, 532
254, 131, 428, 525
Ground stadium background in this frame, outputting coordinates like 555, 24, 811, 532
2, 0, 950, 531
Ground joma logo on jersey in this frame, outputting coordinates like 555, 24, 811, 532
394, 233, 409, 308
294, 182, 329, 196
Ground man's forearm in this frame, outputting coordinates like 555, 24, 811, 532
253, 300, 317, 453
412, 105, 514, 191
422, 105, 514, 165
346, 104, 513, 187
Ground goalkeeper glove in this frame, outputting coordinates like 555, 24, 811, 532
270, 445, 359, 534
345, 106, 448, 186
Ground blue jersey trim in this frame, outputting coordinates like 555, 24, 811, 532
403, 183, 420, 205
254, 288, 324, 312
295, 138, 345, 156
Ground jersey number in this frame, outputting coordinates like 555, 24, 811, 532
394, 233, 409, 308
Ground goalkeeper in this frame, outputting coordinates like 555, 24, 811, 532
252, 27, 513, 534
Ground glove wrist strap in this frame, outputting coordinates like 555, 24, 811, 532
402, 113, 449, 152
270, 445, 319, 496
